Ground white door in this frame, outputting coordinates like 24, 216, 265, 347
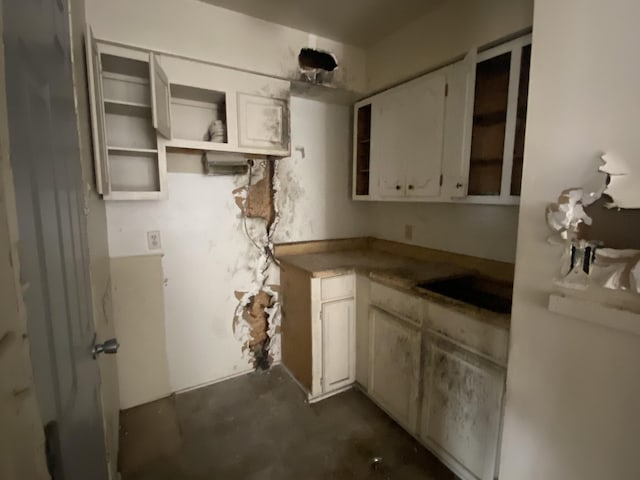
372, 89, 407, 198
441, 49, 477, 199
321, 298, 355, 393
150, 53, 172, 138
403, 71, 447, 199
4, 1, 112, 478
85, 26, 111, 195
368, 307, 421, 434
420, 335, 505, 480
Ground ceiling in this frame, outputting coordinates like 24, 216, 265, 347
198, 0, 443, 47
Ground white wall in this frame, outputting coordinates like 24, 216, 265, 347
500, 0, 640, 478
105, 97, 368, 393
366, 0, 533, 92
369, 202, 519, 263
86, 0, 367, 93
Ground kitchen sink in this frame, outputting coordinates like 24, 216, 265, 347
416, 275, 513, 314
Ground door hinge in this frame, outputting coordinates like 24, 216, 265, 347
445, 84, 449, 97
439, 174, 443, 186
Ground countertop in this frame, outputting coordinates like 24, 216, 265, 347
278, 248, 511, 330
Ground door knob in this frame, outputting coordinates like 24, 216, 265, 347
395, 185, 401, 190
456, 182, 463, 188
93, 338, 119, 359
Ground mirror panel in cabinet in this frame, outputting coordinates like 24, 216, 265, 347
468, 52, 511, 196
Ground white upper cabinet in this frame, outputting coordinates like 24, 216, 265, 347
353, 33, 531, 205
150, 53, 172, 139
456, 34, 531, 205
358, 69, 447, 201
85, 31, 167, 201
157, 55, 290, 157
441, 49, 476, 200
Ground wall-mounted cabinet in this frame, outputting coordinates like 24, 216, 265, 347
86, 29, 291, 201
352, 34, 531, 206
464, 35, 532, 204
157, 55, 290, 157
86, 29, 168, 200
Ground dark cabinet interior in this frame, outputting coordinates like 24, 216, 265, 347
355, 104, 372, 196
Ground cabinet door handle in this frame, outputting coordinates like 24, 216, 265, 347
408, 185, 414, 190
395, 185, 401, 190
456, 182, 463, 188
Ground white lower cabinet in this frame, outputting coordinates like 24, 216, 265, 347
321, 298, 355, 393
368, 306, 421, 434
420, 334, 505, 480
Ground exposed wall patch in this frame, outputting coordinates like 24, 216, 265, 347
231, 159, 282, 370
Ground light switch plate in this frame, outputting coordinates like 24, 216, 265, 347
147, 230, 161, 250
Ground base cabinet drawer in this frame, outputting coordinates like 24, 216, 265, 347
420, 334, 505, 480
368, 307, 421, 434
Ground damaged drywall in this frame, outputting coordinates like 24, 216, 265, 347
546, 153, 640, 293
231, 159, 282, 369
298, 47, 338, 85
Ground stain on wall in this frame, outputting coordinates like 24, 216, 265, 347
232, 159, 282, 369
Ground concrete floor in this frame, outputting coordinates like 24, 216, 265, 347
121, 366, 457, 480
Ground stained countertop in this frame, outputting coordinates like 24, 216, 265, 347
278, 248, 512, 330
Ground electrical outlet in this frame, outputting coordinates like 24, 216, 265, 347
404, 224, 413, 241
147, 230, 161, 250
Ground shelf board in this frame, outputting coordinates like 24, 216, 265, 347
164, 138, 290, 157
549, 293, 640, 337
358, 138, 371, 143
104, 99, 151, 117
107, 146, 158, 156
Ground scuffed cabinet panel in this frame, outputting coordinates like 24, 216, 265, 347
368, 307, 421, 434
421, 335, 505, 480
237, 93, 290, 153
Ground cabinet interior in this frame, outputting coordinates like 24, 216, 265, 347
355, 104, 372, 196
100, 53, 161, 195
108, 150, 160, 192
170, 84, 227, 143
468, 52, 511, 196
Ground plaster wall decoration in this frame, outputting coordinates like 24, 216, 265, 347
546, 153, 640, 293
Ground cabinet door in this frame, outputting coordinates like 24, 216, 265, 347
368, 307, 421, 434
421, 335, 505, 480
442, 49, 476, 199
371, 90, 406, 198
85, 25, 110, 194
321, 298, 355, 393
237, 93, 289, 152
403, 71, 447, 199
149, 53, 172, 138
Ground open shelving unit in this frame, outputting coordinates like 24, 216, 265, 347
100, 54, 163, 200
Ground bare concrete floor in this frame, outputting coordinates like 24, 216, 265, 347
121, 366, 457, 480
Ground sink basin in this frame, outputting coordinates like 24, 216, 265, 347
416, 275, 513, 314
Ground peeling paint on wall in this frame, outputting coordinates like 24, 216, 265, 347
231, 159, 282, 370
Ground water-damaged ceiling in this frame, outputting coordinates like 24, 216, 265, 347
197, 0, 444, 47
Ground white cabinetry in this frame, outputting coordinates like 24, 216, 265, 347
321, 298, 355, 393
86, 29, 169, 200
420, 334, 505, 480
368, 306, 421, 434
158, 55, 290, 156
354, 69, 447, 201
353, 34, 531, 205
